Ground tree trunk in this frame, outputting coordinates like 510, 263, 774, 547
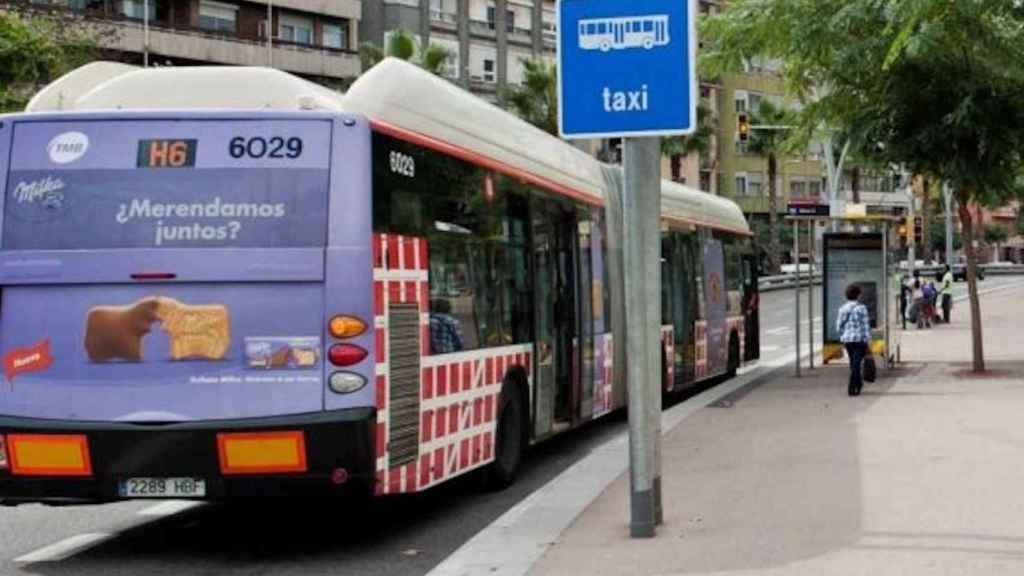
958, 197, 985, 373
851, 165, 860, 205
767, 153, 781, 274
921, 177, 931, 262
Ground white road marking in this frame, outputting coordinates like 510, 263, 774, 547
14, 533, 114, 563
138, 500, 202, 516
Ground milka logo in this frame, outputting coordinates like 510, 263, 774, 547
47, 131, 89, 164
13, 177, 65, 208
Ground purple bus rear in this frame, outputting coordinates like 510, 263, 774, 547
0, 110, 377, 503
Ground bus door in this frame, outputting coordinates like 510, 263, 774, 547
742, 253, 761, 361
531, 199, 579, 438
703, 239, 728, 376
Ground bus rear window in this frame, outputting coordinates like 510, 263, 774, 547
2, 119, 332, 250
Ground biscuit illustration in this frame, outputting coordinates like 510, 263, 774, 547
154, 297, 230, 360
291, 347, 317, 367
85, 297, 163, 362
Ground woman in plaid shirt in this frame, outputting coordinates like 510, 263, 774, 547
836, 284, 872, 396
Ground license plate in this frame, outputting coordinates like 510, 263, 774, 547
119, 477, 206, 498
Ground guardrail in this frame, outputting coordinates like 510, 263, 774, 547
759, 273, 822, 292
759, 264, 1024, 293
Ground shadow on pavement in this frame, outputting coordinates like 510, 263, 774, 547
534, 361, 910, 575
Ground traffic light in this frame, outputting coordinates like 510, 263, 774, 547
738, 113, 750, 142
913, 216, 923, 242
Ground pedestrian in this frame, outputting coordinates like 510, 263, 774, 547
940, 264, 954, 323
836, 284, 872, 396
922, 280, 937, 327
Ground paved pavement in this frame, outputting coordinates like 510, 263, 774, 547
529, 281, 1024, 576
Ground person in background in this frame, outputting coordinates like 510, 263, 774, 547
836, 284, 872, 397
429, 298, 464, 354
940, 264, 954, 323
922, 280, 937, 327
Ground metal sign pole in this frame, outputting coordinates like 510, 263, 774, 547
808, 220, 814, 369
623, 137, 662, 538
794, 219, 801, 376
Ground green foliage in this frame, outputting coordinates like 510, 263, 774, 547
360, 29, 451, 76
701, 0, 1024, 371
498, 58, 558, 136
984, 223, 1009, 246
661, 102, 714, 158
927, 216, 961, 253
0, 11, 101, 112
746, 99, 793, 159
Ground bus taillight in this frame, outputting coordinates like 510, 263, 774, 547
0, 435, 8, 470
329, 315, 367, 339
328, 344, 368, 367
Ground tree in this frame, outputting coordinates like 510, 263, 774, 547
746, 99, 792, 275
928, 214, 961, 257
360, 29, 451, 77
984, 223, 1009, 261
661, 102, 714, 183
0, 10, 105, 112
498, 58, 558, 136
750, 217, 793, 273
701, 1, 1024, 372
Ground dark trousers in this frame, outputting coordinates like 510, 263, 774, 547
845, 342, 868, 395
942, 294, 952, 323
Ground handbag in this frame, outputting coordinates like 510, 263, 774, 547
862, 353, 877, 383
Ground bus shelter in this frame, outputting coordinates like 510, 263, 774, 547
786, 207, 904, 375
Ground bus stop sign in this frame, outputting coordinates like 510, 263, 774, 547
557, 0, 697, 139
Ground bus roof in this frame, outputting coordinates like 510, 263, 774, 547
343, 58, 607, 206
23, 58, 750, 236
27, 63, 346, 112
661, 180, 751, 236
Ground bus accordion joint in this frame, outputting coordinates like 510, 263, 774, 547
328, 315, 367, 339
130, 272, 177, 281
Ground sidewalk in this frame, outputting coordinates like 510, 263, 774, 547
530, 286, 1024, 575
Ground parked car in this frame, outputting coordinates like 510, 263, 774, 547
952, 262, 985, 282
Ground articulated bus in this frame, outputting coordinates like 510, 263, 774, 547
0, 58, 757, 504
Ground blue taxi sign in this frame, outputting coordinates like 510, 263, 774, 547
557, 0, 697, 139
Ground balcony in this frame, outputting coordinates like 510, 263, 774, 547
469, 19, 496, 39
509, 26, 532, 44
430, 9, 457, 31
91, 16, 360, 80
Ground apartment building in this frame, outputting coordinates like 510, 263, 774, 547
361, 0, 556, 98
15, 0, 361, 87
